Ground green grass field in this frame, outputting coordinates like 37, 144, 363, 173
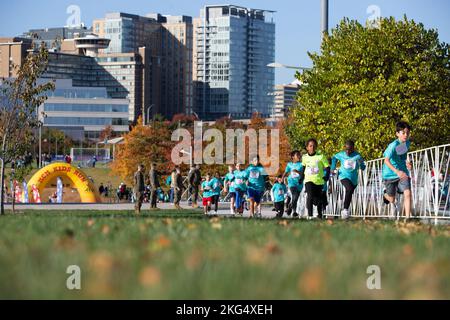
0, 210, 449, 300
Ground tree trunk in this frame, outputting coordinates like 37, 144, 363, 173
1, 134, 9, 215
11, 179, 15, 214
0, 157, 5, 215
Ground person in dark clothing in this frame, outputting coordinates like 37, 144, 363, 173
188, 164, 201, 208
149, 163, 160, 209
172, 166, 183, 209
99, 183, 105, 196
133, 164, 145, 214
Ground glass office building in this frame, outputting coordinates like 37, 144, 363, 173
194, 5, 275, 120
40, 79, 129, 142
41, 51, 145, 122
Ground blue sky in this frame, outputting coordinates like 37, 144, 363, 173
1, 0, 449, 84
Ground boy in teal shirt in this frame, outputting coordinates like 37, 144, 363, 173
271, 175, 288, 218
331, 140, 366, 219
382, 121, 413, 219
246, 156, 268, 218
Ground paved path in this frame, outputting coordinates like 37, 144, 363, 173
4, 202, 283, 219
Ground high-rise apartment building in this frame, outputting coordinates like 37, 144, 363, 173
159, 15, 194, 118
93, 13, 160, 55
271, 82, 301, 119
193, 5, 275, 120
94, 12, 193, 120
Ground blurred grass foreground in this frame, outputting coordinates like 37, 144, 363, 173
0, 210, 449, 299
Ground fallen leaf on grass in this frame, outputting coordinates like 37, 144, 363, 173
87, 219, 95, 227
210, 217, 221, 224
211, 223, 222, 230
156, 235, 172, 248
139, 266, 161, 287
245, 247, 267, 265
149, 235, 172, 252
397, 227, 411, 235
102, 225, 110, 235
402, 244, 415, 257
265, 241, 282, 255
298, 267, 325, 298
89, 252, 114, 274
185, 250, 203, 270
187, 223, 197, 230
277, 220, 290, 227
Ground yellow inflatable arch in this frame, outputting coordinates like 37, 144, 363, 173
27, 163, 101, 203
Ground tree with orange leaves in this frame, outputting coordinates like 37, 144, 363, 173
111, 117, 174, 184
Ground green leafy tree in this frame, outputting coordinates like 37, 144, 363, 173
291, 17, 450, 159
0, 45, 55, 214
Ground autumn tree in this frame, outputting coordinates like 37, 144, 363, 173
275, 117, 293, 175
291, 16, 450, 160
0, 45, 55, 215
110, 117, 173, 184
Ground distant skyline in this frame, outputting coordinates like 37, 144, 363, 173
1, 0, 449, 84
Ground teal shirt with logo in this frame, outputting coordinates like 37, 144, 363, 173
382, 139, 411, 180
224, 172, 236, 193
271, 182, 287, 203
233, 170, 248, 191
246, 165, 267, 192
284, 162, 304, 189
331, 151, 366, 186
201, 180, 213, 198
210, 177, 222, 196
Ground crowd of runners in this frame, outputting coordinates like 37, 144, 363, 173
133, 121, 413, 220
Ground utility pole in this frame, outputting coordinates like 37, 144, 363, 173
321, 0, 329, 41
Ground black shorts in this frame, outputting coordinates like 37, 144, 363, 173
384, 178, 411, 196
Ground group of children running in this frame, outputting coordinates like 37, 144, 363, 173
199, 121, 413, 220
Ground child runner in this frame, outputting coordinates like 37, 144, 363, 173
282, 150, 304, 217
331, 140, 366, 219
246, 156, 268, 218
299, 139, 330, 219
382, 121, 413, 220
201, 173, 213, 215
224, 165, 236, 215
210, 172, 223, 215
271, 175, 288, 218
234, 163, 248, 215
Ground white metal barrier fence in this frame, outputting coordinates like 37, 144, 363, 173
325, 144, 450, 222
